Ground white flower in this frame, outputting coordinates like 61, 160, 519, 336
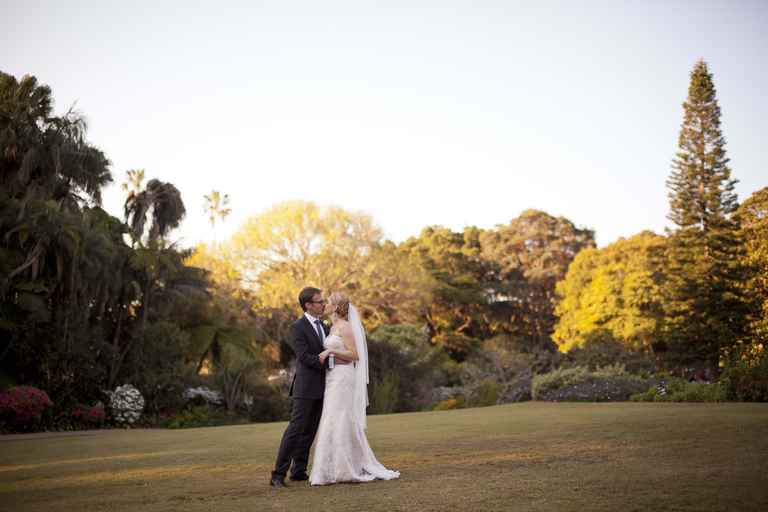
106, 384, 145, 424
182, 386, 223, 405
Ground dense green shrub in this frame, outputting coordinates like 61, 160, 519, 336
164, 405, 249, 429
122, 321, 195, 421
467, 379, 500, 407
367, 324, 454, 413
670, 381, 727, 402
720, 349, 768, 402
562, 338, 658, 377
629, 387, 658, 402
630, 378, 726, 402
533, 365, 649, 401
369, 373, 400, 414
533, 367, 590, 396
248, 383, 289, 422
459, 336, 557, 405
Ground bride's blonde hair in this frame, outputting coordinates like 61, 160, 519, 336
328, 292, 350, 320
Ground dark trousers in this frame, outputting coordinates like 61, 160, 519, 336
272, 397, 323, 478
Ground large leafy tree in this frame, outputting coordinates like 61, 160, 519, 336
230, 200, 371, 296
1, 72, 207, 419
229, 200, 429, 325
663, 60, 750, 368
0, 72, 117, 403
123, 177, 191, 330
400, 225, 491, 359
553, 231, 666, 353
0, 73, 112, 208
184, 242, 276, 373
480, 209, 595, 351
224, 200, 431, 369
737, 187, 768, 348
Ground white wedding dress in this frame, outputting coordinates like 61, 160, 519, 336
309, 333, 400, 485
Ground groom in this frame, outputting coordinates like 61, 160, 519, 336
270, 287, 331, 487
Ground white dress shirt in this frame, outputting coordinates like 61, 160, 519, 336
304, 312, 326, 343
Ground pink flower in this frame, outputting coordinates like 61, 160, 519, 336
0, 386, 53, 426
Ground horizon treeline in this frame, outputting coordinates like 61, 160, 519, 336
1, 60, 766, 427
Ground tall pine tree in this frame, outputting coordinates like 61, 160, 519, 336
664, 60, 750, 369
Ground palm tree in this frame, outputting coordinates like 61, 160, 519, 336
122, 177, 188, 330
203, 190, 231, 244
0, 72, 112, 209
124, 178, 186, 246
121, 169, 145, 199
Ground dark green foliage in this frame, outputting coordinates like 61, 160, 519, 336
369, 373, 401, 415
399, 211, 595, 360
121, 321, 194, 421
0, 73, 112, 206
0, 71, 213, 430
720, 349, 768, 402
248, 382, 289, 422
663, 60, 751, 368
737, 187, 768, 346
366, 324, 454, 413
481, 209, 595, 351
630, 378, 727, 402
399, 227, 490, 360
561, 334, 658, 376
124, 179, 186, 245
532, 365, 650, 401
466, 380, 501, 407
163, 405, 250, 429
458, 335, 561, 405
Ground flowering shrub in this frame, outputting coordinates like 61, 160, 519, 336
182, 386, 223, 405
105, 384, 145, 425
71, 403, 107, 426
0, 386, 53, 431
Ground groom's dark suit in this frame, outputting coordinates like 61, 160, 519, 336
272, 314, 330, 481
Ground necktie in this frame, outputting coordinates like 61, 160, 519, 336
314, 319, 324, 342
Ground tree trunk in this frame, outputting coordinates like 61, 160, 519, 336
108, 307, 125, 388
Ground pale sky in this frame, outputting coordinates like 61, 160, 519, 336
3, 1, 766, 247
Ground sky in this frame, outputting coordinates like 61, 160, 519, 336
2, 1, 766, 248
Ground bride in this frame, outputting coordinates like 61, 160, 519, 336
309, 292, 400, 486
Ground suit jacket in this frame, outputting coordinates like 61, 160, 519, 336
288, 315, 330, 400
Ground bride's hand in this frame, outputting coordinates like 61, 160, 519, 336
319, 349, 331, 363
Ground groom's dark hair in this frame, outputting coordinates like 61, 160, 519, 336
299, 287, 322, 311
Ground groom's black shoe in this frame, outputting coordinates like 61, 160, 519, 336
270, 476, 288, 488
289, 472, 309, 481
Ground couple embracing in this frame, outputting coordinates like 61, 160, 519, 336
270, 287, 400, 487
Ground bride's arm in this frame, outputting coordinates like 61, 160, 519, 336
329, 323, 358, 361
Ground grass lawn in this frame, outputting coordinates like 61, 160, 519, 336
1, 402, 767, 512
